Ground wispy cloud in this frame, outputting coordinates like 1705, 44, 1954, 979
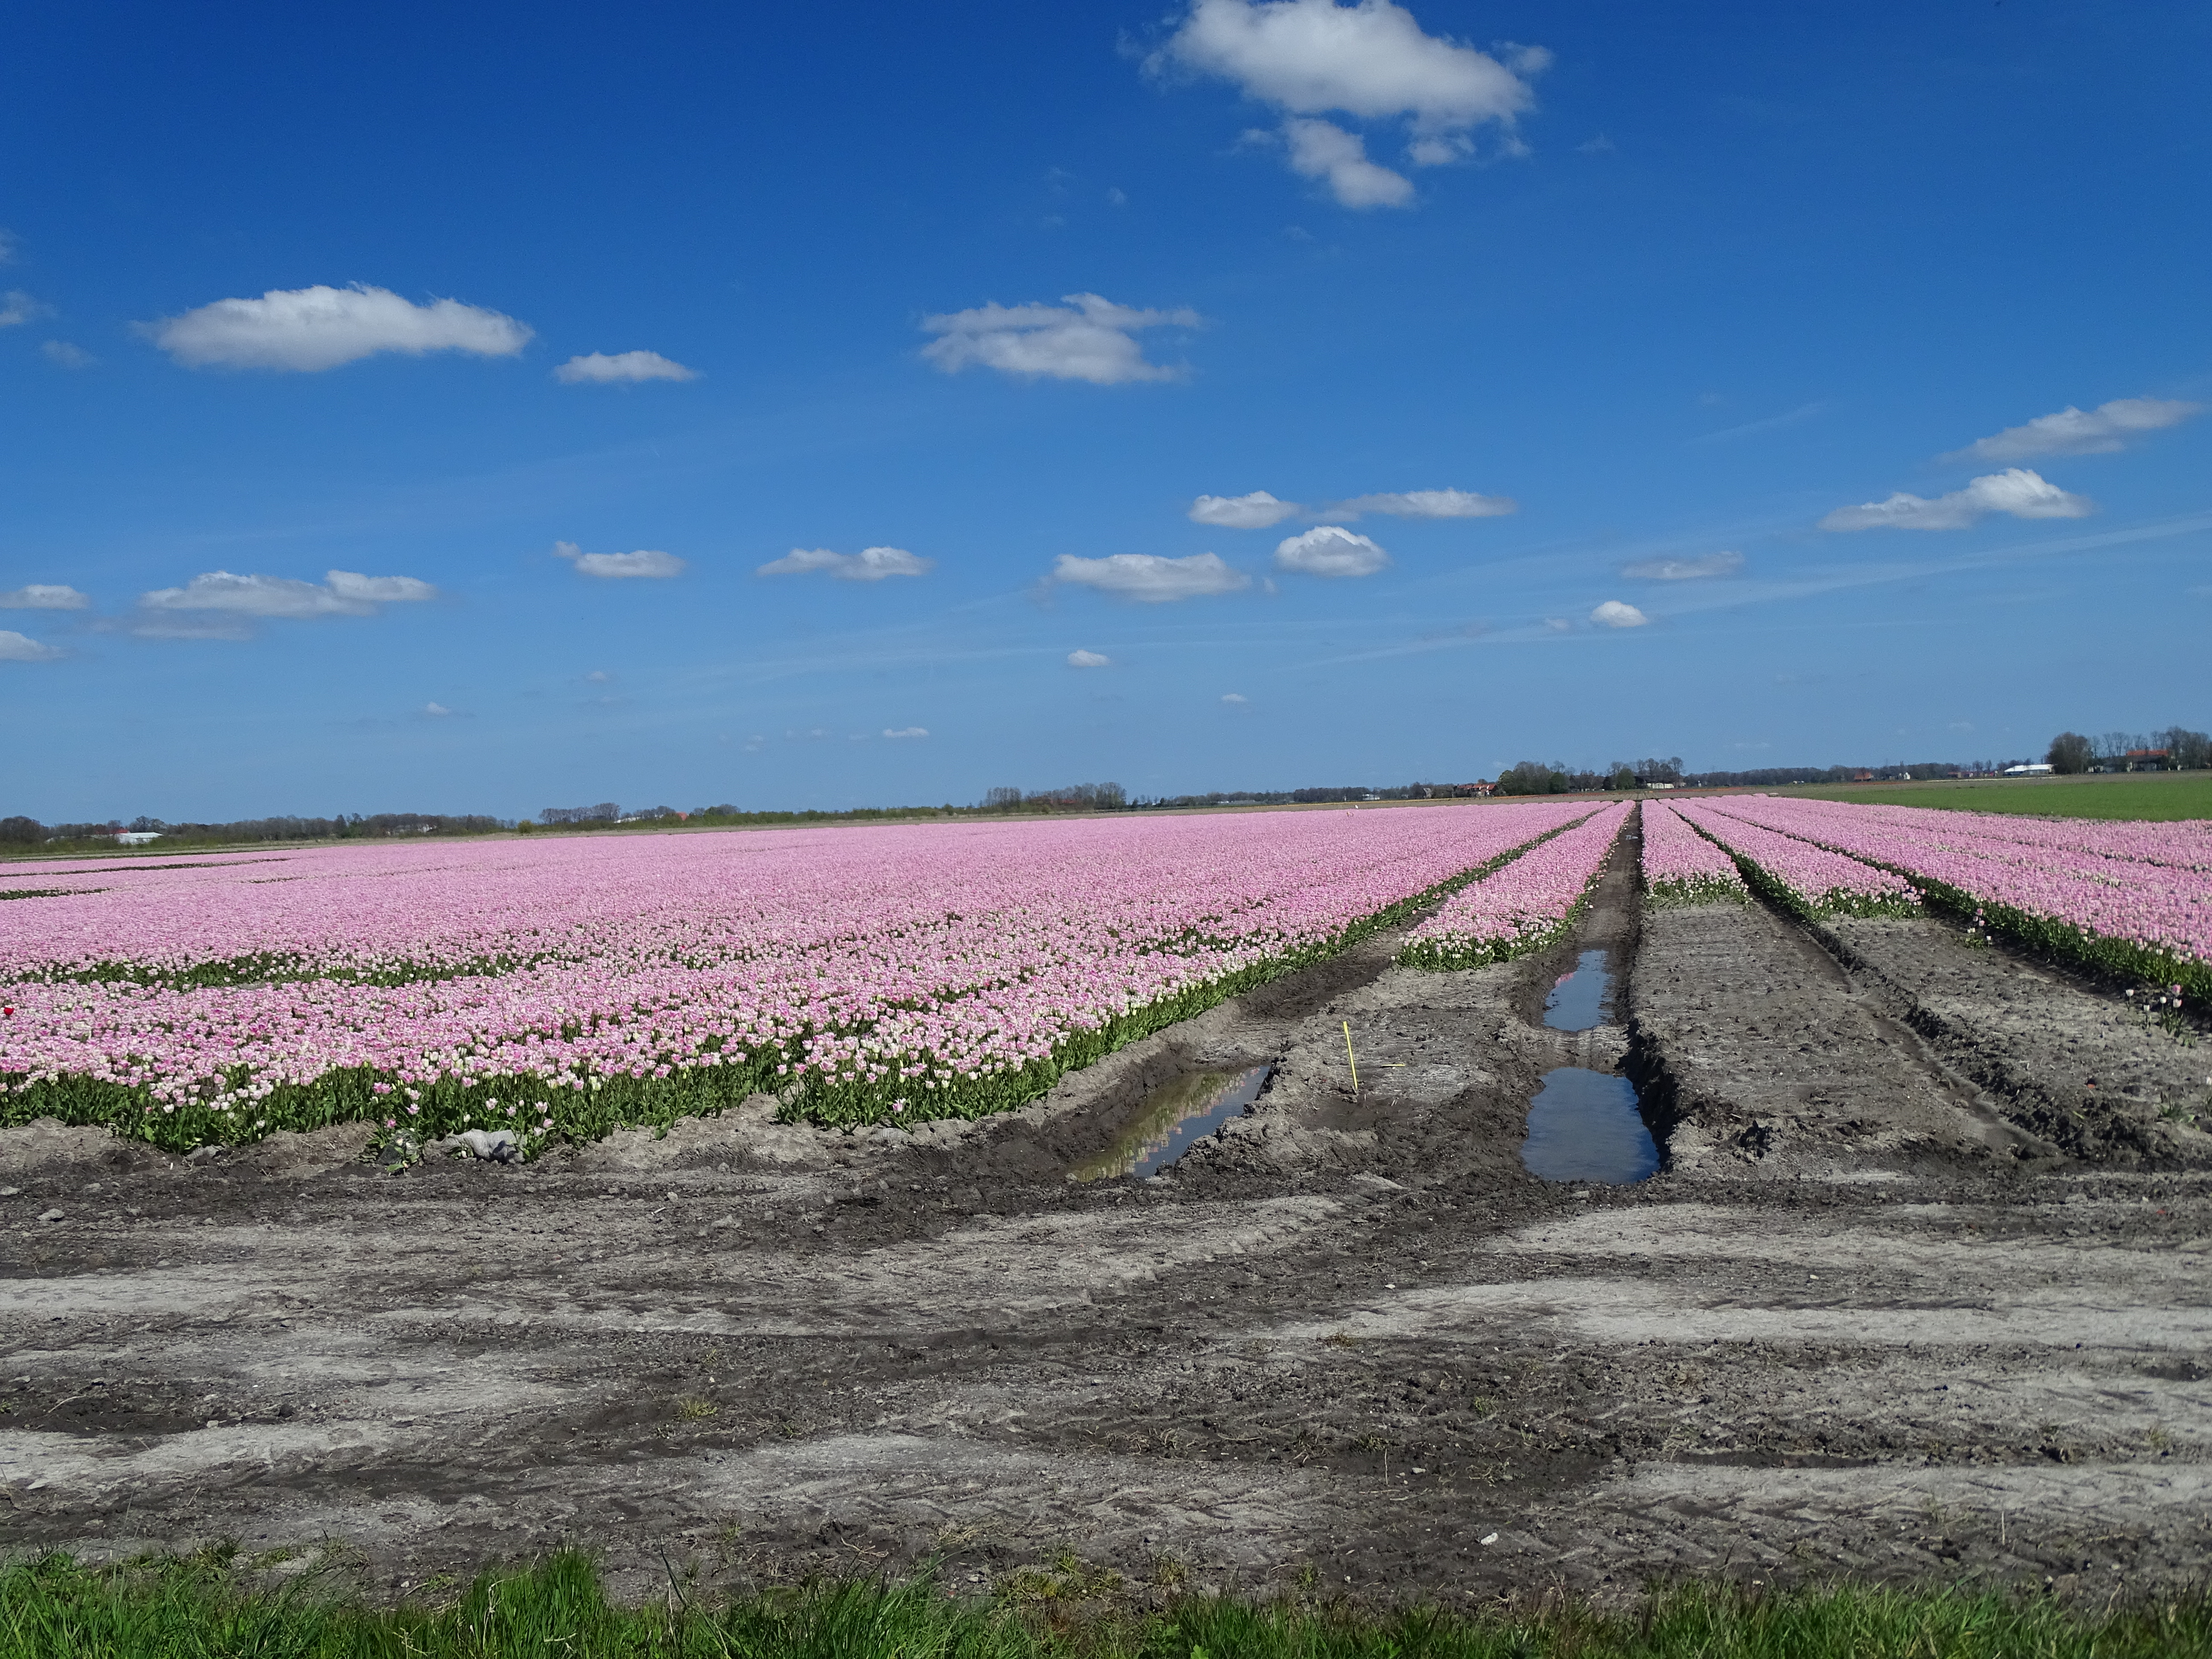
0, 290, 52, 329
756, 546, 933, 580
1306, 508, 2212, 671
0, 584, 90, 610
1321, 487, 1515, 521
138, 283, 531, 372
1066, 648, 1113, 668
882, 726, 929, 739
554, 350, 699, 384
921, 293, 1199, 384
39, 340, 94, 369
1621, 550, 1742, 581
1694, 401, 1825, 443
1051, 552, 1250, 601
1820, 467, 2092, 532
1944, 396, 2203, 463
555, 540, 686, 579
1222, 692, 1249, 704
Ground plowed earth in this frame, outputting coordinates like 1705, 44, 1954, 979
3, 817, 2208, 1609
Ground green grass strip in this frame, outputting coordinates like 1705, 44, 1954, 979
2, 1551, 2208, 1659
1779, 772, 2212, 823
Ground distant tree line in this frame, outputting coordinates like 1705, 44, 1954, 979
981, 782, 1127, 812
0, 811, 509, 852
2046, 727, 2211, 774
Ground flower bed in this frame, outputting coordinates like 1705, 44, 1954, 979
1671, 801, 1920, 919
1641, 802, 1749, 905
0, 803, 1595, 1152
1399, 803, 1631, 969
1695, 795, 2212, 1006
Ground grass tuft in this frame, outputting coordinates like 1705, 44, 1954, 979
2, 1552, 2209, 1659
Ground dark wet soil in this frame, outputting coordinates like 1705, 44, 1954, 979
4, 808, 2210, 1609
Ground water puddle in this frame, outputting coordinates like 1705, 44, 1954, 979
1543, 949, 1613, 1032
1522, 1068, 1659, 1183
1071, 1065, 1272, 1181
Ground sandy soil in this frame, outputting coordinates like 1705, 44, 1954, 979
3, 818, 2208, 1607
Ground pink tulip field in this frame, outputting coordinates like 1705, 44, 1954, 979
0, 802, 1596, 1153
1400, 802, 1631, 969
1671, 800, 1922, 919
1639, 802, 1749, 905
1692, 795, 2212, 1004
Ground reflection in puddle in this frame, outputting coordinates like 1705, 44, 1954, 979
1072, 1065, 1272, 1181
1543, 949, 1613, 1032
1522, 1067, 1659, 1183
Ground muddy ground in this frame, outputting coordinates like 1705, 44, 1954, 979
3, 819, 2209, 1609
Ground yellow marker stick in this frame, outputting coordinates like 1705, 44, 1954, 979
1342, 1020, 1359, 1092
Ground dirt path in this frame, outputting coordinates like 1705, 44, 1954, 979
3, 818, 2208, 1607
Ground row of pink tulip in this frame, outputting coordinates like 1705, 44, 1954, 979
1815, 800, 2212, 875
1670, 800, 1921, 916
1639, 802, 1749, 904
0, 802, 1598, 1142
1694, 795, 2210, 997
1399, 803, 1632, 968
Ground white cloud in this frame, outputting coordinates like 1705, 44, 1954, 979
1190, 490, 1303, 528
1275, 524, 1390, 576
756, 545, 934, 580
0, 629, 62, 662
0, 584, 90, 610
585, 669, 613, 683
1945, 397, 2203, 464
139, 283, 531, 372
1283, 117, 1412, 208
554, 540, 687, 579
0, 290, 52, 328
40, 340, 94, 368
423, 701, 453, 717
0, 230, 15, 264
1323, 486, 1515, 520
1590, 600, 1648, 628
1819, 467, 2093, 532
1052, 552, 1250, 602
1543, 617, 1570, 632
920, 292, 1199, 384
554, 350, 699, 384
137, 569, 437, 620
1066, 649, 1113, 668
883, 727, 929, 739
1222, 692, 1249, 703
1621, 550, 1742, 581
1150, 0, 1544, 201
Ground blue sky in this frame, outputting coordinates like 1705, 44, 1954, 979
3, 0, 2207, 819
